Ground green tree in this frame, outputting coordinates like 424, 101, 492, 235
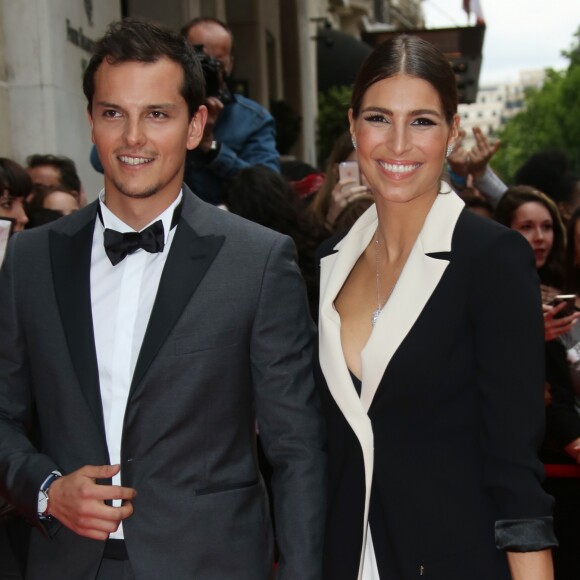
317, 85, 352, 168
492, 26, 580, 181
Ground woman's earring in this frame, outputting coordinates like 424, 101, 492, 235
446, 144, 454, 158
351, 135, 357, 150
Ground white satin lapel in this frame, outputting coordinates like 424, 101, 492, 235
319, 205, 377, 435
360, 187, 465, 412
318, 204, 378, 576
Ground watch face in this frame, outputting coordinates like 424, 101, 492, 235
38, 491, 48, 515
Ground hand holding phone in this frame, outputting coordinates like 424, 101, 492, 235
552, 294, 576, 319
338, 161, 360, 185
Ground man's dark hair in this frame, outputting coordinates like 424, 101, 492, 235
83, 18, 205, 120
26, 153, 82, 193
180, 17, 232, 41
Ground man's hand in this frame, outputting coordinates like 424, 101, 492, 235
46, 464, 137, 541
326, 179, 371, 225
564, 437, 580, 463
447, 129, 469, 177
447, 127, 501, 180
198, 97, 224, 152
469, 127, 501, 179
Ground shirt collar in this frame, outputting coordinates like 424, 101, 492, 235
97, 189, 183, 244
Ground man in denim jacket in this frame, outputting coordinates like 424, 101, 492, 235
181, 17, 280, 205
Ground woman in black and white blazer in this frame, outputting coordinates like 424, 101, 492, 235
316, 35, 557, 580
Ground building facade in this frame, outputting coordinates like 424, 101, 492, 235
0, 0, 422, 198
458, 69, 545, 150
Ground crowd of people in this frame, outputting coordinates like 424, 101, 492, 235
0, 14, 579, 580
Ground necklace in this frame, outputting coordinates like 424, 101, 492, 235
371, 235, 399, 327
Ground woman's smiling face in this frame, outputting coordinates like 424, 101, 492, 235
349, 73, 458, 206
511, 201, 554, 269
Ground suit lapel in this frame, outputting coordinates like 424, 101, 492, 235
50, 205, 107, 440
318, 206, 377, 575
360, 187, 464, 411
130, 198, 225, 393
319, 212, 375, 436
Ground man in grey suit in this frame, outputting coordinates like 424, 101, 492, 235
0, 19, 325, 580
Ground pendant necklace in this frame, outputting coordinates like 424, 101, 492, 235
371, 234, 399, 327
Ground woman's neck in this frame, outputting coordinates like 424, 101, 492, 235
374, 189, 438, 263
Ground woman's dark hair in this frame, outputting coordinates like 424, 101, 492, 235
350, 34, 458, 124
495, 185, 565, 287
83, 18, 205, 119
0, 158, 33, 199
462, 191, 494, 218
564, 206, 580, 293
333, 194, 375, 232
309, 131, 355, 227
224, 166, 314, 239
515, 149, 572, 203
223, 166, 326, 316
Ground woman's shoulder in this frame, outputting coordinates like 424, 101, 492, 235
453, 208, 532, 259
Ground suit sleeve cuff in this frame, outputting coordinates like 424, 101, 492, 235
495, 516, 558, 551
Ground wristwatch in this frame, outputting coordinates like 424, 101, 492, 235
38, 471, 61, 519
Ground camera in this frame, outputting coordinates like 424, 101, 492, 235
193, 45, 233, 104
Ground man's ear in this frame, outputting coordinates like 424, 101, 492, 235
187, 105, 208, 150
86, 106, 95, 144
225, 55, 234, 77
449, 114, 461, 148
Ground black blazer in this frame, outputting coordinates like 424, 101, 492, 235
316, 188, 554, 580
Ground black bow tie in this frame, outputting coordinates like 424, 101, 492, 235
99, 199, 183, 266
104, 220, 165, 266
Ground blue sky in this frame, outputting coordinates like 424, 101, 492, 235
422, 0, 579, 84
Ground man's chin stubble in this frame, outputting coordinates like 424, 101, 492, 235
113, 179, 161, 200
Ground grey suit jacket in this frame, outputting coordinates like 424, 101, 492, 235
0, 186, 326, 580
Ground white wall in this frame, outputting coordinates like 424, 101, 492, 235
0, 0, 121, 200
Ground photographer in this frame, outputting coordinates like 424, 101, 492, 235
89, 17, 280, 206
181, 17, 280, 205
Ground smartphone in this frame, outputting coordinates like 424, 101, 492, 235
338, 161, 360, 185
552, 294, 576, 318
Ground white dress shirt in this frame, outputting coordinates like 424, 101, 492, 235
91, 190, 182, 539
362, 527, 381, 579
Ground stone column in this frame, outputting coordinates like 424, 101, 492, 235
0, 0, 120, 199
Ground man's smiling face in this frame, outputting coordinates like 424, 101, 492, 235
89, 57, 204, 205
